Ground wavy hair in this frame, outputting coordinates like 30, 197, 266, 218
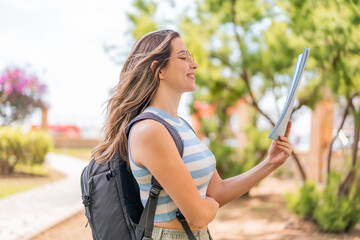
92, 30, 180, 164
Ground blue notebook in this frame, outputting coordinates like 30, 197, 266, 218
268, 48, 310, 140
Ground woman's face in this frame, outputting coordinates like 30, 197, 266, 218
159, 37, 198, 94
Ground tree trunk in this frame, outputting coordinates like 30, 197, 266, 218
0, 161, 12, 175
327, 99, 351, 183
338, 117, 360, 197
291, 151, 307, 181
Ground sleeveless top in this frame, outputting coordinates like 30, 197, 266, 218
128, 107, 216, 222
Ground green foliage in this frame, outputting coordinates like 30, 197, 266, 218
281, 0, 360, 97
240, 109, 270, 162
283, 0, 360, 232
23, 130, 53, 165
127, 0, 158, 39
0, 127, 53, 174
286, 170, 360, 232
0, 127, 26, 174
313, 172, 360, 232
232, 110, 270, 177
178, 0, 273, 179
125, 1, 360, 211
199, 113, 241, 178
208, 136, 239, 179
354, 107, 360, 131
198, 104, 270, 179
285, 181, 319, 219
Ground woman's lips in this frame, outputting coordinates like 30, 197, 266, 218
187, 73, 196, 80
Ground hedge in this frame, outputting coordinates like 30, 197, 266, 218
0, 127, 53, 174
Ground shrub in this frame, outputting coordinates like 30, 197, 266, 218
313, 172, 360, 233
285, 181, 319, 219
0, 127, 53, 174
0, 127, 26, 174
285, 171, 360, 233
23, 130, 53, 165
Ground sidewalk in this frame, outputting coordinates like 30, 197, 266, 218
0, 153, 88, 240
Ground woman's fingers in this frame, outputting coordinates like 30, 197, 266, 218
284, 121, 292, 138
276, 145, 292, 155
276, 136, 289, 145
275, 136, 292, 155
275, 143, 292, 153
275, 140, 291, 148
278, 136, 290, 144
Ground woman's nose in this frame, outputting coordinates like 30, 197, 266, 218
190, 60, 198, 69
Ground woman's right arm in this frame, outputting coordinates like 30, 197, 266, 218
129, 119, 219, 229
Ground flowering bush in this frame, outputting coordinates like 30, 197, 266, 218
0, 67, 47, 125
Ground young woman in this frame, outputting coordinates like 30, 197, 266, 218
92, 30, 293, 240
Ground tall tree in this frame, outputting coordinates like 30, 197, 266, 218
120, 0, 359, 182
178, 0, 309, 179
281, 0, 360, 192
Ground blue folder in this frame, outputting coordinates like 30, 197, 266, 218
268, 48, 310, 140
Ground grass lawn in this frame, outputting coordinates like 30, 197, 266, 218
0, 148, 91, 199
51, 148, 92, 161
0, 164, 65, 198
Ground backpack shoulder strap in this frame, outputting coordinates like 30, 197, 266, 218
127, 112, 196, 240
126, 112, 183, 157
179, 116, 197, 136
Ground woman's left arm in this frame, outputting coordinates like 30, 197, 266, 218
206, 121, 293, 207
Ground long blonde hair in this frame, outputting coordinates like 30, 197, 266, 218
92, 30, 180, 164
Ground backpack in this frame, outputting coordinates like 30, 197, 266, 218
80, 112, 196, 240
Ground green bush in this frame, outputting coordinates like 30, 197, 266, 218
204, 109, 270, 179
208, 134, 261, 179
285, 171, 360, 233
313, 172, 360, 233
0, 127, 26, 174
23, 130, 53, 165
0, 127, 53, 174
285, 181, 319, 219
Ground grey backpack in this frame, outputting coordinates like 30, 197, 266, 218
80, 112, 196, 240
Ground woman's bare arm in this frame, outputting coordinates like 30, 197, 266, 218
129, 120, 219, 229
206, 121, 293, 207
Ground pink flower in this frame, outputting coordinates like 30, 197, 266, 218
39, 84, 47, 94
4, 83, 13, 95
0, 67, 47, 102
10, 69, 18, 80
0, 75, 6, 84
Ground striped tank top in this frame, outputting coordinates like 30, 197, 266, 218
128, 107, 216, 222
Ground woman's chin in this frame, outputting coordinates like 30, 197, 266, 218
188, 84, 197, 92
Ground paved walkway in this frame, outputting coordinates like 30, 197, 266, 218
0, 153, 88, 240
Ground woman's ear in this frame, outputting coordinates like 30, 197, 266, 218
150, 60, 158, 72
158, 68, 164, 80
151, 60, 165, 80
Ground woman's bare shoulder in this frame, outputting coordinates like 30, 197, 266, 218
130, 119, 169, 142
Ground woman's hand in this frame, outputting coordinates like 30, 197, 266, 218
267, 121, 293, 169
